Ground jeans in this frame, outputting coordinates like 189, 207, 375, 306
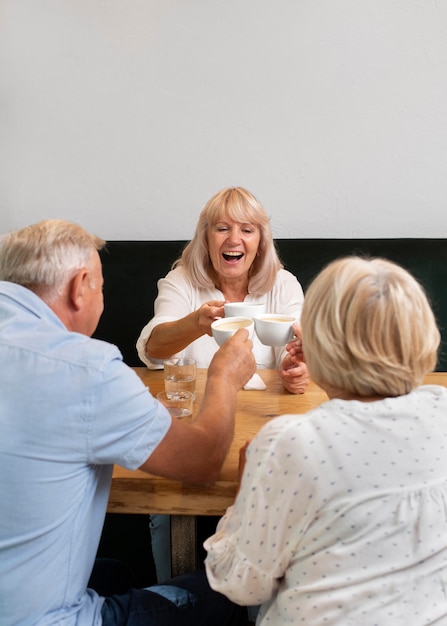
101, 569, 247, 626
148, 515, 259, 622
148, 514, 172, 582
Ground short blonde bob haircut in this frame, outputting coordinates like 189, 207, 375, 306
0, 219, 105, 302
301, 256, 440, 398
174, 187, 282, 295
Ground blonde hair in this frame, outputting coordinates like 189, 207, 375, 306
301, 256, 440, 397
174, 187, 282, 295
0, 219, 105, 302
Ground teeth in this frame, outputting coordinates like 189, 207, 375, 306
223, 251, 243, 256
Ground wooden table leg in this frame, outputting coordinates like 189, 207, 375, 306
170, 515, 198, 577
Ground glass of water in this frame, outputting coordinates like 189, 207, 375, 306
156, 391, 193, 419
163, 357, 196, 400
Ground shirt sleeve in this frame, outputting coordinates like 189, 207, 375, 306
89, 357, 172, 469
136, 268, 197, 368
204, 414, 317, 606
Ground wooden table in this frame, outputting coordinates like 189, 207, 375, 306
108, 369, 447, 574
108, 368, 330, 516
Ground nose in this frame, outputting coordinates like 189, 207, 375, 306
226, 226, 242, 244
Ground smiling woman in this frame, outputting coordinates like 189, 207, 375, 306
136, 187, 308, 389
135, 186, 310, 585
207, 217, 261, 301
172, 187, 283, 298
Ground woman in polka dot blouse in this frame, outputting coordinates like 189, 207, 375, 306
204, 256, 447, 625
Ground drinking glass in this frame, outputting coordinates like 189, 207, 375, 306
163, 358, 196, 400
156, 390, 193, 419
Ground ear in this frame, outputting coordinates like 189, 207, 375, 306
67, 268, 89, 311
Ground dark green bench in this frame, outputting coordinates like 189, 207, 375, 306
94, 239, 447, 370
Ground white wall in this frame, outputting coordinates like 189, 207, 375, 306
1, 0, 447, 240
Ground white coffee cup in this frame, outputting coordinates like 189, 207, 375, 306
224, 301, 266, 319
254, 314, 295, 346
211, 316, 254, 346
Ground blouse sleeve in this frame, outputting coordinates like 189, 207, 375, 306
204, 414, 318, 606
136, 268, 197, 368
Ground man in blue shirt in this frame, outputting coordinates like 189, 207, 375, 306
0, 219, 255, 626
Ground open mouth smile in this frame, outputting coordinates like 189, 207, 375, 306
222, 251, 244, 262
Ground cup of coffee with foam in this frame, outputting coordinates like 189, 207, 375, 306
211, 316, 254, 346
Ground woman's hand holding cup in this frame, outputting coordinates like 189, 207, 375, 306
279, 323, 309, 394
196, 300, 226, 335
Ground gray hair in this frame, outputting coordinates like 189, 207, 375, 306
0, 219, 105, 302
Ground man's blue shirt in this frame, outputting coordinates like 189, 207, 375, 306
0, 282, 171, 625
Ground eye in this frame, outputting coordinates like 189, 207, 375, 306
215, 224, 230, 233
241, 224, 257, 234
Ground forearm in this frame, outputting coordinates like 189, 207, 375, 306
146, 313, 203, 359
192, 375, 239, 475
140, 329, 256, 485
